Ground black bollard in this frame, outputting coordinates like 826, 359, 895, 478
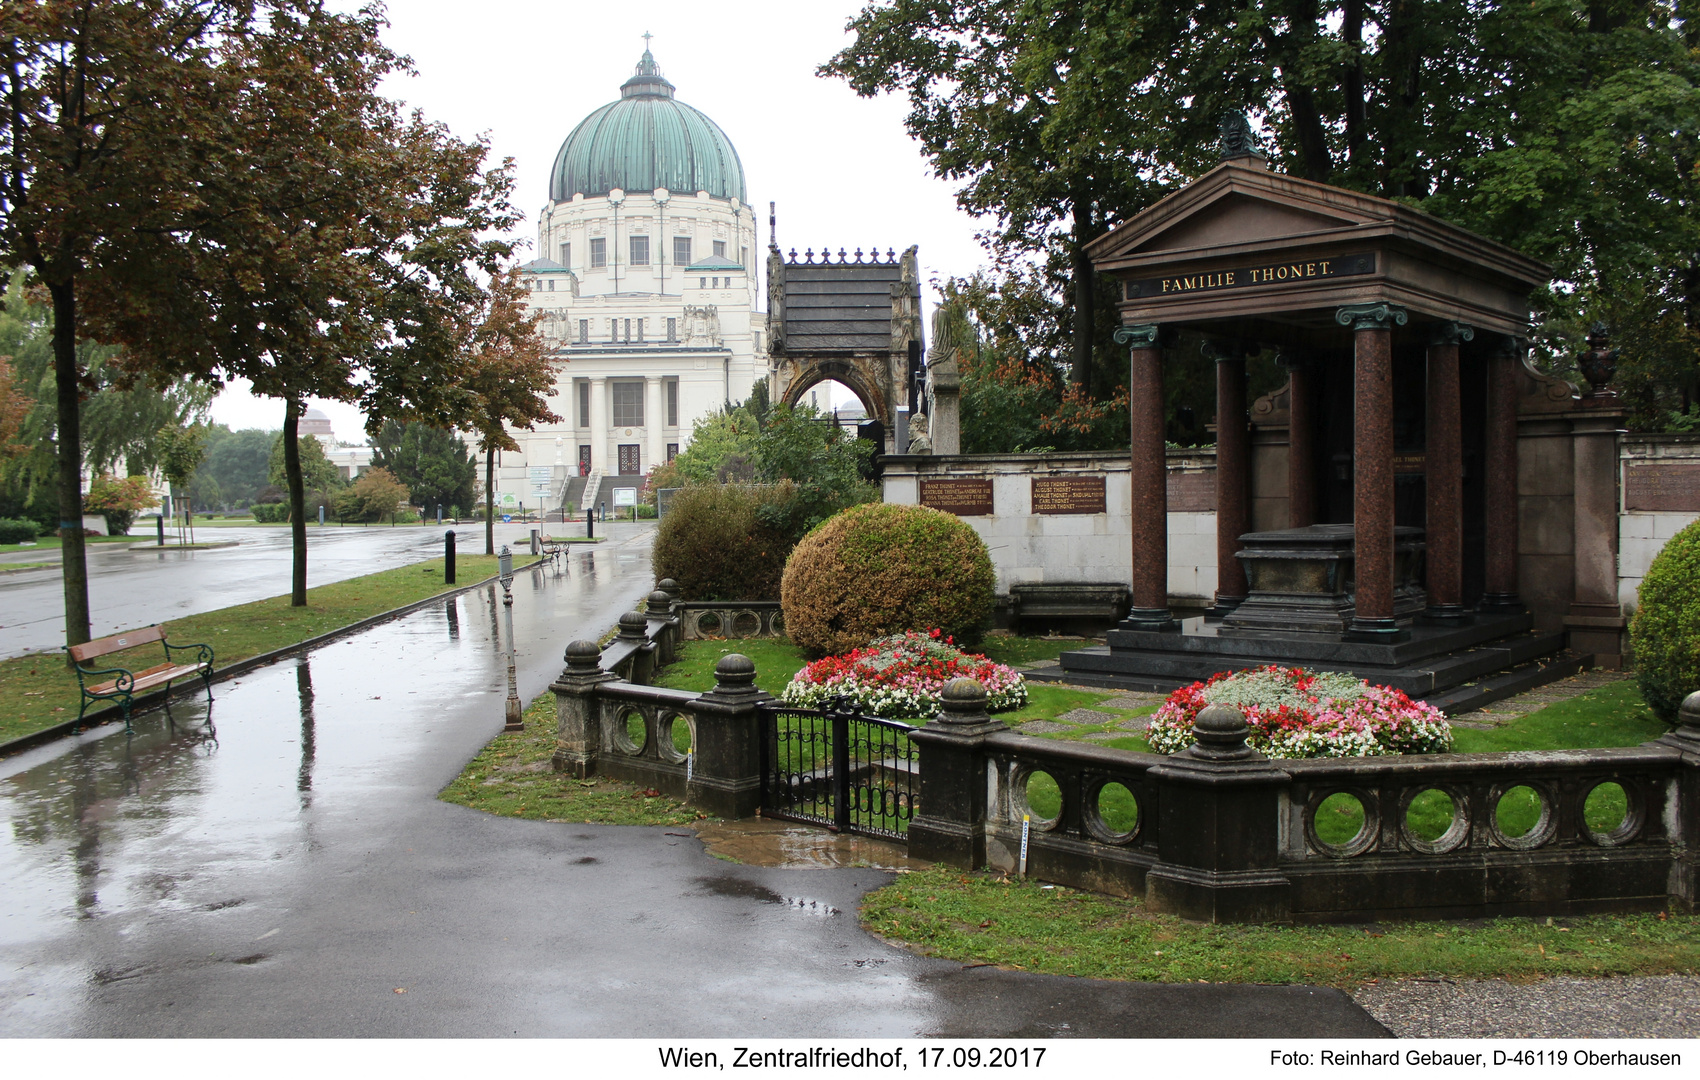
445, 529, 456, 584
586, 509, 594, 540
156, 513, 165, 546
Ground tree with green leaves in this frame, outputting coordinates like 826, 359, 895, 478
193, 425, 273, 508
82, 1, 520, 604
370, 420, 476, 519
266, 433, 343, 497
156, 422, 208, 542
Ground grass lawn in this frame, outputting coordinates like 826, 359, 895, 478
0, 553, 510, 747
862, 867, 1699, 988
437, 692, 706, 827
0, 534, 139, 555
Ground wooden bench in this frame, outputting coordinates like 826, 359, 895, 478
66, 624, 215, 731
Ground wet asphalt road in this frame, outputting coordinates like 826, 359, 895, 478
0, 522, 555, 660
0, 535, 1388, 1039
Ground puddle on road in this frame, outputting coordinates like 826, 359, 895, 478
692, 817, 930, 872
693, 875, 840, 916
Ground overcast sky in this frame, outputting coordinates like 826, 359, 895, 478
208, 0, 990, 439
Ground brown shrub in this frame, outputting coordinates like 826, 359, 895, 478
651, 483, 793, 601
781, 502, 995, 657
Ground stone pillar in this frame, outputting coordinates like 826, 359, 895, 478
1144, 703, 1291, 923
644, 588, 681, 667
615, 610, 654, 685
1211, 346, 1250, 615
687, 654, 772, 819
1424, 322, 1473, 622
1337, 303, 1408, 639
1565, 407, 1628, 664
1480, 337, 1525, 612
589, 375, 608, 475
1280, 352, 1317, 529
1656, 691, 1700, 912
906, 677, 1008, 868
1118, 324, 1177, 631
645, 375, 665, 473
929, 365, 962, 455
551, 640, 617, 776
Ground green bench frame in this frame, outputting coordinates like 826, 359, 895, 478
66, 624, 215, 731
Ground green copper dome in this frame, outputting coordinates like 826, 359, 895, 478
550, 51, 747, 204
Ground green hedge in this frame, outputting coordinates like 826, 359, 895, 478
0, 517, 41, 544
251, 502, 289, 523
1630, 517, 1700, 723
652, 484, 794, 601
781, 502, 996, 657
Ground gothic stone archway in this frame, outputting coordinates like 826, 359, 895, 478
766, 244, 922, 447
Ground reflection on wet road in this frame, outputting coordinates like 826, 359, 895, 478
0, 533, 1388, 1038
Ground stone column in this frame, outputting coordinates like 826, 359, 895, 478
551, 640, 617, 777
1424, 322, 1473, 622
645, 588, 681, 667
1118, 324, 1177, 631
1337, 303, 1408, 639
1145, 703, 1291, 923
1280, 352, 1318, 529
645, 375, 665, 473
589, 375, 609, 475
1480, 337, 1525, 612
1565, 406, 1628, 664
1210, 344, 1250, 616
906, 677, 1008, 868
687, 654, 772, 820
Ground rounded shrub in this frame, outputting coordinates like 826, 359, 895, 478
652, 484, 793, 601
1631, 517, 1700, 723
781, 502, 995, 657
0, 517, 41, 544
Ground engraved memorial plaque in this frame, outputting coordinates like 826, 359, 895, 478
1166, 471, 1217, 512
919, 477, 994, 516
1032, 476, 1107, 515
1626, 462, 1700, 512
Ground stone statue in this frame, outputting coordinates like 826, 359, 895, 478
907, 412, 933, 455
1577, 321, 1619, 398
1218, 110, 1261, 161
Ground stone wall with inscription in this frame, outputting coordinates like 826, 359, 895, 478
1620, 434, 1700, 612
882, 449, 1219, 605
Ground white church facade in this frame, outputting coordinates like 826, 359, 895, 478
492, 47, 765, 514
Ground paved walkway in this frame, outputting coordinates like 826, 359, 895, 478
0, 536, 1386, 1039
0, 520, 640, 660
1447, 667, 1632, 728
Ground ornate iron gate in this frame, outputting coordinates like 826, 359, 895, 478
758, 700, 919, 839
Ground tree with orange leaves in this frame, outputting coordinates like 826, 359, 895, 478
456, 265, 561, 555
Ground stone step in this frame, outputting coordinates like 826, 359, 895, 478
1422, 651, 1593, 715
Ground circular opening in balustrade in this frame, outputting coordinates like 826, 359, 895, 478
1019, 769, 1062, 830
770, 610, 785, 634
1491, 784, 1555, 849
1084, 780, 1139, 844
1401, 787, 1468, 854
1583, 780, 1638, 846
730, 610, 761, 638
695, 611, 721, 637
659, 711, 694, 764
611, 709, 647, 756
1307, 790, 1375, 857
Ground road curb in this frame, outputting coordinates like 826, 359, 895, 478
0, 557, 546, 759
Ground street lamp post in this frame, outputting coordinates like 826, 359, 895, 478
498, 545, 522, 731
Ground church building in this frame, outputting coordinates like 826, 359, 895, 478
493, 46, 765, 514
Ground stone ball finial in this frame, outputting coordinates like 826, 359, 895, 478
564, 639, 602, 671
1681, 690, 1700, 730
713, 653, 757, 693
618, 611, 648, 639
657, 578, 680, 597
939, 677, 990, 724
1189, 702, 1255, 761
647, 589, 673, 613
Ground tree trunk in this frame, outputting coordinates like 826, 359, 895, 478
1070, 195, 1095, 394
284, 398, 308, 606
485, 445, 495, 556
1344, 0, 1366, 167
49, 280, 91, 655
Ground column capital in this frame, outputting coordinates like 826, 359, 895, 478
1273, 348, 1312, 370
1491, 334, 1526, 360
1335, 303, 1408, 331
1428, 321, 1475, 346
1202, 338, 1256, 364
1114, 323, 1160, 349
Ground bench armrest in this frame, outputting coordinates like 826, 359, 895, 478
163, 640, 215, 668
70, 665, 135, 694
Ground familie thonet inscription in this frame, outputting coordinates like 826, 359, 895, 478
919, 477, 995, 516
1124, 252, 1375, 300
